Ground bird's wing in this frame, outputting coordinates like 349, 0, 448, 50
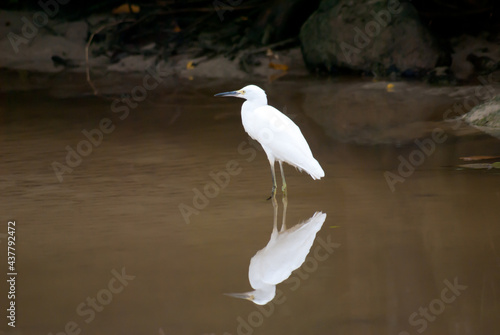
248, 212, 327, 287
244, 105, 323, 177
247, 105, 311, 154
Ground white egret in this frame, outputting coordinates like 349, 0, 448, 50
226, 197, 326, 305
214, 85, 324, 198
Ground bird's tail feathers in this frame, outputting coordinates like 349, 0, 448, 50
284, 150, 324, 180
306, 158, 325, 180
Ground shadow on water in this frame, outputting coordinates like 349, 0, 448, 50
225, 196, 327, 305
0, 73, 499, 334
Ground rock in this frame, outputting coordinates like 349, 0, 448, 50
463, 95, 500, 139
450, 33, 500, 80
251, 47, 310, 78
299, 0, 444, 77
0, 11, 87, 72
298, 81, 492, 144
0, 33, 86, 73
425, 66, 455, 85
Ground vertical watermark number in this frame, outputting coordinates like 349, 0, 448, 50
6, 220, 17, 327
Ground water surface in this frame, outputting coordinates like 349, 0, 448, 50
0, 74, 499, 335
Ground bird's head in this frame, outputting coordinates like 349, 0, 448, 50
214, 85, 267, 102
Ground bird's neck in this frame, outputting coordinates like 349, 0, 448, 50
242, 99, 267, 113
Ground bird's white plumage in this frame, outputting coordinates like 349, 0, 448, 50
229, 210, 327, 305
215, 84, 324, 195
249, 212, 327, 287
243, 104, 324, 179
237, 85, 324, 180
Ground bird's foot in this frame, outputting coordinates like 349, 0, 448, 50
267, 186, 277, 200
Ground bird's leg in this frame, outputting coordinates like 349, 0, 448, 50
280, 193, 288, 232
272, 195, 278, 233
279, 161, 287, 196
267, 161, 277, 200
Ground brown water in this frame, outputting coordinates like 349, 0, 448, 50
0, 74, 499, 335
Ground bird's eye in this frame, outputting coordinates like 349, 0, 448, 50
240, 90, 245, 94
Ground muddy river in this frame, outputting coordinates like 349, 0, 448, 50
0, 72, 499, 335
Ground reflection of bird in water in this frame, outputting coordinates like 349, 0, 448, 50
214, 85, 324, 198
226, 197, 326, 305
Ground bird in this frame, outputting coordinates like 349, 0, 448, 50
225, 197, 326, 305
214, 85, 324, 198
